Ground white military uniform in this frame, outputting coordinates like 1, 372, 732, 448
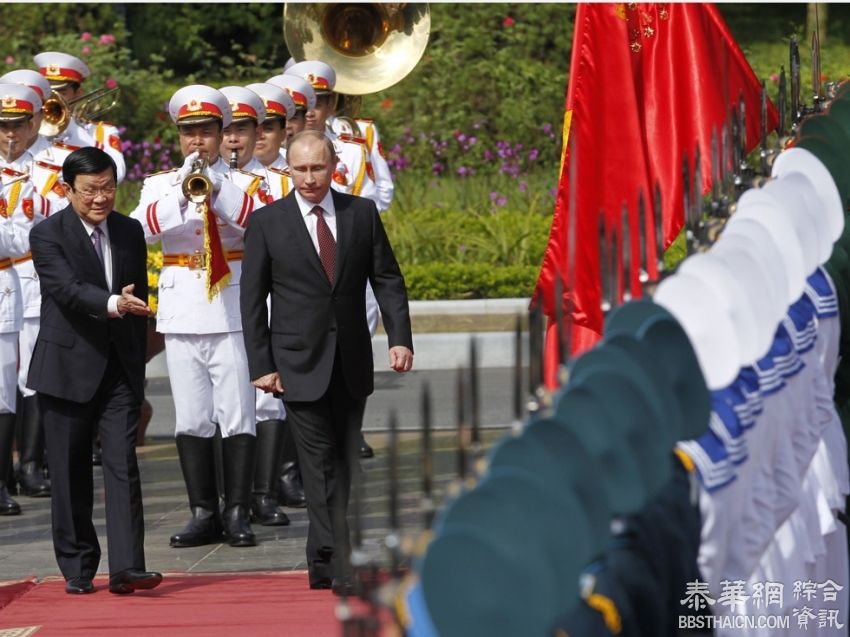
330, 115, 394, 212
130, 158, 261, 438
0, 176, 45, 412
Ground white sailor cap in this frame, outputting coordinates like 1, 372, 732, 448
168, 84, 232, 128
266, 74, 317, 111
0, 83, 42, 121
245, 83, 295, 122
286, 60, 336, 94
283, 57, 297, 72
33, 51, 91, 88
219, 86, 266, 125
0, 70, 53, 101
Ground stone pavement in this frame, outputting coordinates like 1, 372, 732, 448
0, 416, 508, 582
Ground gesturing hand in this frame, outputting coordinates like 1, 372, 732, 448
253, 372, 284, 394
117, 284, 153, 317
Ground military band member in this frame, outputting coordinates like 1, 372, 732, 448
0, 84, 60, 497
33, 51, 126, 183
0, 172, 46, 515
129, 85, 262, 548
266, 73, 316, 148
246, 82, 295, 199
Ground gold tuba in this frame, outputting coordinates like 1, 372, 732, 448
39, 91, 71, 137
282, 3, 430, 96
181, 156, 212, 204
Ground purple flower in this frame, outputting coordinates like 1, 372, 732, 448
518, 181, 528, 193
542, 123, 553, 135
549, 187, 558, 198
483, 149, 494, 161
527, 148, 539, 162
496, 196, 508, 207
489, 191, 499, 202
432, 162, 445, 176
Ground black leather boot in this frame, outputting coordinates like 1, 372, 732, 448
170, 435, 223, 548
251, 420, 290, 526
222, 433, 257, 547
18, 396, 50, 497
0, 414, 20, 515
277, 421, 306, 508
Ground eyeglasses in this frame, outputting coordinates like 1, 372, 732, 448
74, 187, 117, 200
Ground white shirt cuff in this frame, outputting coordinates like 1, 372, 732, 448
107, 294, 123, 318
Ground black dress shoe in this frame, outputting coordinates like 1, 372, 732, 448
332, 576, 355, 596
169, 506, 223, 547
108, 569, 163, 595
66, 577, 94, 594
309, 577, 333, 590
359, 438, 374, 459
18, 462, 51, 497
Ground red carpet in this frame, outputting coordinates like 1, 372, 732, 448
0, 571, 384, 636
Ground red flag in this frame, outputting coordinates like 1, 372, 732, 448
535, 3, 778, 387
204, 202, 231, 301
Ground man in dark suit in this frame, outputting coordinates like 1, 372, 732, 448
26, 147, 162, 595
241, 129, 414, 594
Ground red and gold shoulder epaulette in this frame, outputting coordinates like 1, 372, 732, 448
35, 160, 61, 173
1, 166, 26, 178
144, 168, 178, 179
267, 165, 290, 177
52, 141, 81, 152
338, 133, 368, 146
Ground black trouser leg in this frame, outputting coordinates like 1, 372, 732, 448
222, 433, 257, 547
251, 420, 290, 526
170, 434, 222, 548
286, 358, 364, 584
0, 413, 20, 515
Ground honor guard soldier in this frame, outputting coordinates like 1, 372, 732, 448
0, 188, 32, 515
326, 93, 394, 213
246, 82, 296, 199
281, 63, 379, 204
218, 85, 273, 203
266, 73, 316, 149
129, 85, 262, 548
33, 51, 126, 183
0, 84, 57, 498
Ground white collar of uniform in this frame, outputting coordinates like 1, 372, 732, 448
239, 156, 266, 175
269, 151, 287, 171
295, 189, 334, 220
77, 212, 110, 240
27, 135, 52, 160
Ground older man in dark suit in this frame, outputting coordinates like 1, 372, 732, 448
240, 129, 413, 594
26, 147, 162, 595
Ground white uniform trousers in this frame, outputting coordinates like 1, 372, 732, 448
16, 317, 38, 397
366, 281, 380, 337
0, 332, 17, 413
165, 332, 256, 438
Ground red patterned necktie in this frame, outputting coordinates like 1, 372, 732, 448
311, 205, 336, 283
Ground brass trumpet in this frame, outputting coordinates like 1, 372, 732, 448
181, 156, 212, 204
39, 91, 70, 137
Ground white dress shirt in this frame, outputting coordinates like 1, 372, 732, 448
77, 214, 121, 317
294, 189, 336, 255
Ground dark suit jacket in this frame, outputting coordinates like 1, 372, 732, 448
26, 206, 149, 403
240, 190, 413, 402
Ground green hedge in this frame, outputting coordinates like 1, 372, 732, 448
401, 263, 538, 300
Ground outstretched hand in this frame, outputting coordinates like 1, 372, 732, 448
117, 284, 153, 317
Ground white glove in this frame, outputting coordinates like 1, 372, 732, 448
176, 151, 199, 182
205, 165, 225, 193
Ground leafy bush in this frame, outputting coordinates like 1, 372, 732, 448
401, 263, 539, 300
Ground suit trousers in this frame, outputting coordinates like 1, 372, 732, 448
285, 348, 366, 584
40, 346, 146, 580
